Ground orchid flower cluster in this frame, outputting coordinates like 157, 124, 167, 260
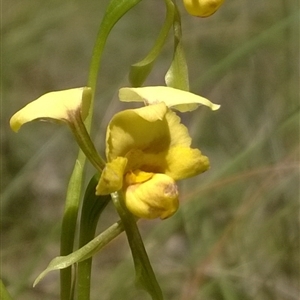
10, 87, 219, 219
8, 0, 224, 299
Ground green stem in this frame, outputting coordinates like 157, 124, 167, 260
111, 192, 164, 300
59, 19, 108, 299
76, 259, 91, 300
60, 155, 85, 300
60, 1, 144, 299
85, 0, 143, 130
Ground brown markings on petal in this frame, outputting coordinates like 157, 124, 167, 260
163, 183, 178, 197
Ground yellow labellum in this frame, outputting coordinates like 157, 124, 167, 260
125, 173, 179, 219
183, 0, 225, 17
97, 102, 212, 219
10, 87, 91, 132
119, 86, 220, 112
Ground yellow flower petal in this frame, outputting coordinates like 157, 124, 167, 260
119, 86, 220, 112
125, 174, 179, 219
96, 157, 128, 195
106, 106, 205, 182
165, 146, 210, 180
124, 149, 166, 174
132, 101, 167, 121
105, 103, 169, 161
10, 87, 91, 132
165, 109, 191, 147
106, 105, 191, 163
183, 0, 225, 18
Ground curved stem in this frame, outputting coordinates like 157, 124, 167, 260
85, 0, 143, 131
59, 1, 144, 299
60, 155, 85, 300
111, 192, 164, 300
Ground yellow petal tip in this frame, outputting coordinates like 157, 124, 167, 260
211, 103, 221, 111
9, 116, 21, 132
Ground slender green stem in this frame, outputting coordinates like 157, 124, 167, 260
59, 1, 145, 299
58, 0, 126, 297
111, 192, 164, 300
59, 15, 108, 300
77, 259, 92, 300
85, 0, 143, 136
60, 155, 85, 300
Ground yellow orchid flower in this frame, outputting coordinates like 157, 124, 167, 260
10, 87, 92, 132
96, 102, 210, 219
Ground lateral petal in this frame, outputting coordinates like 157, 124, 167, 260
10, 87, 91, 132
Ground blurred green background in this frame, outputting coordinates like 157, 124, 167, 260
1, 0, 299, 299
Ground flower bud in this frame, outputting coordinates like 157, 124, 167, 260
124, 173, 179, 219
183, 0, 224, 17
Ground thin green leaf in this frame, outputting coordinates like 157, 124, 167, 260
79, 174, 110, 246
165, 2, 189, 91
129, 0, 175, 87
33, 220, 124, 287
77, 174, 111, 300
0, 280, 14, 300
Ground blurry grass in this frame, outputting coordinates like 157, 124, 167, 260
1, 0, 299, 300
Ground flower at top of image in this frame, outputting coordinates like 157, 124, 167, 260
96, 101, 211, 219
182, 0, 225, 18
